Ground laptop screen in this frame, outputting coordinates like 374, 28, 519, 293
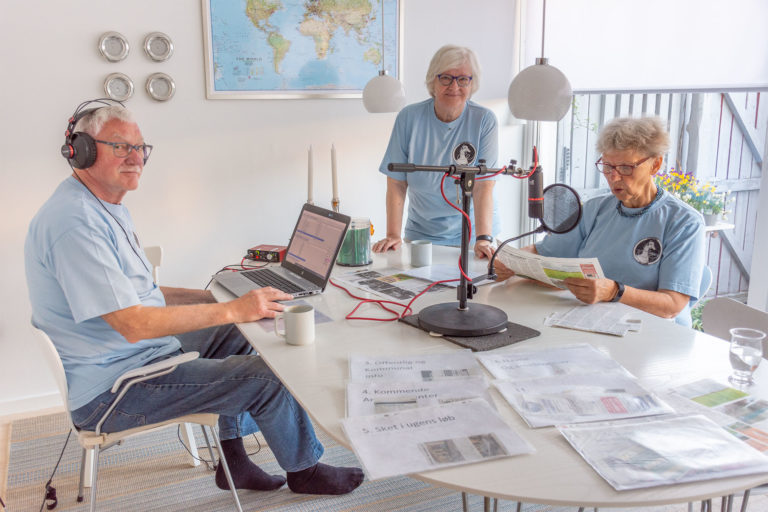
282, 204, 350, 288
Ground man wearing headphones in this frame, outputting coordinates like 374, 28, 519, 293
25, 101, 364, 496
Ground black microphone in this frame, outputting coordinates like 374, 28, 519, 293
528, 166, 543, 220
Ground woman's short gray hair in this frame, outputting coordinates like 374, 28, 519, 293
73, 105, 135, 137
597, 116, 670, 157
424, 45, 481, 98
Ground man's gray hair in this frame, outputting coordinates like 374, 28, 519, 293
73, 105, 135, 137
424, 45, 481, 98
597, 117, 670, 157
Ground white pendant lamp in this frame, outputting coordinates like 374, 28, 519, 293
508, 0, 572, 121
363, 0, 405, 113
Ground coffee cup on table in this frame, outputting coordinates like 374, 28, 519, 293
274, 304, 315, 345
410, 240, 432, 267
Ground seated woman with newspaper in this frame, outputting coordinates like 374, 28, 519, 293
496, 117, 705, 326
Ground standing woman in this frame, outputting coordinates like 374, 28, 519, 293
372, 45, 500, 259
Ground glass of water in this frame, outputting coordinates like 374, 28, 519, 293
728, 328, 766, 387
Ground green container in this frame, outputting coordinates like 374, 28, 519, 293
336, 218, 372, 266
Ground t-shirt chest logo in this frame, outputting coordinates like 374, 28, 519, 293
633, 237, 662, 265
452, 142, 477, 165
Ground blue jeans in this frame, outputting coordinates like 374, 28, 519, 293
70, 324, 324, 472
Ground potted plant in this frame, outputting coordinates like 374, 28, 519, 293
654, 170, 727, 226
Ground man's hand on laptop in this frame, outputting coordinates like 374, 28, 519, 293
231, 287, 293, 322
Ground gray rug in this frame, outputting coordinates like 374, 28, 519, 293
5, 413, 764, 511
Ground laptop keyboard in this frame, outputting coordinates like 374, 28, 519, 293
241, 269, 304, 294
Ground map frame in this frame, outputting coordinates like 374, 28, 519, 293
201, 0, 403, 99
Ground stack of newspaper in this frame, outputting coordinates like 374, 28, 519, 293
341, 351, 534, 479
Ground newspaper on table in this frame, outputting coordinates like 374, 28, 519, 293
558, 414, 768, 490
346, 377, 493, 417
341, 398, 534, 480
666, 379, 768, 452
494, 245, 604, 289
493, 373, 673, 428
476, 344, 629, 381
334, 268, 450, 301
399, 264, 493, 288
349, 351, 484, 383
543, 302, 643, 336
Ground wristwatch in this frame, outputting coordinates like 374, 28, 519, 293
476, 235, 493, 243
611, 281, 625, 302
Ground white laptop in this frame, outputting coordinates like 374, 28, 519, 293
214, 203, 350, 298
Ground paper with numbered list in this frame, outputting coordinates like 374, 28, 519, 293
341, 398, 534, 480
494, 245, 604, 289
544, 302, 641, 336
494, 373, 673, 428
349, 351, 484, 383
346, 377, 493, 417
558, 414, 768, 490
476, 344, 628, 381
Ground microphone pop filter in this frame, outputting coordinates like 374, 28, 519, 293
541, 184, 582, 234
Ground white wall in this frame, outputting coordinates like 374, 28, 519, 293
0, 0, 520, 417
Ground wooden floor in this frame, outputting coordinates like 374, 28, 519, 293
0, 421, 10, 511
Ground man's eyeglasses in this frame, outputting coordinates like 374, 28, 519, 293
436, 74, 473, 88
94, 140, 153, 164
595, 156, 652, 176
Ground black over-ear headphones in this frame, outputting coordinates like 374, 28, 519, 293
60, 98, 125, 169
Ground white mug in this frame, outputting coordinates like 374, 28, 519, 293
410, 240, 432, 267
274, 305, 315, 345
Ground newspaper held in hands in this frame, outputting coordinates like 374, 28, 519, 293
495, 246, 604, 289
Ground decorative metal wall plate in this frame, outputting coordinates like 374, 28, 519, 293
143, 32, 174, 62
146, 73, 176, 101
98, 32, 130, 62
104, 72, 134, 101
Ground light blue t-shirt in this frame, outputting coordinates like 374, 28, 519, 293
535, 189, 705, 326
379, 98, 500, 245
25, 177, 181, 410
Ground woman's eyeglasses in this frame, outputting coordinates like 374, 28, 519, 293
436, 74, 472, 88
595, 156, 652, 176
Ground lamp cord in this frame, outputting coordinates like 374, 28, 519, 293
541, 0, 547, 59
380, 0, 386, 71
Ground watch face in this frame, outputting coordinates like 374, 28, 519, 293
146, 73, 175, 101
104, 73, 134, 101
144, 32, 174, 62
98, 32, 130, 62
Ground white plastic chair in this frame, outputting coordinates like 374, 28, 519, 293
32, 327, 243, 512
702, 297, 768, 355
701, 297, 768, 512
141, 245, 208, 470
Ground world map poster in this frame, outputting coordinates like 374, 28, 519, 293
203, 0, 401, 98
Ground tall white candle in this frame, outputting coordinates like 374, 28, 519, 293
307, 145, 314, 204
331, 144, 339, 200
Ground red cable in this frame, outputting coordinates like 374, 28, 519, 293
330, 277, 458, 321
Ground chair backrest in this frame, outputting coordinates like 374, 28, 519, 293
144, 245, 163, 285
692, 265, 713, 307
702, 297, 768, 356
32, 326, 73, 412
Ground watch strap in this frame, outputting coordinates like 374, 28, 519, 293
476, 235, 493, 243
610, 281, 625, 302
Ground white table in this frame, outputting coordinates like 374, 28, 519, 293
212, 245, 768, 508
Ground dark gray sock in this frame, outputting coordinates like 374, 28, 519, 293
215, 437, 285, 491
287, 462, 364, 495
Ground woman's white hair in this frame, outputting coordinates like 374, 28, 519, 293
424, 45, 481, 98
73, 105, 135, 137
597, 116, 670, 157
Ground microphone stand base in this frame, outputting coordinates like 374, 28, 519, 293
417, 302, 508, 337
